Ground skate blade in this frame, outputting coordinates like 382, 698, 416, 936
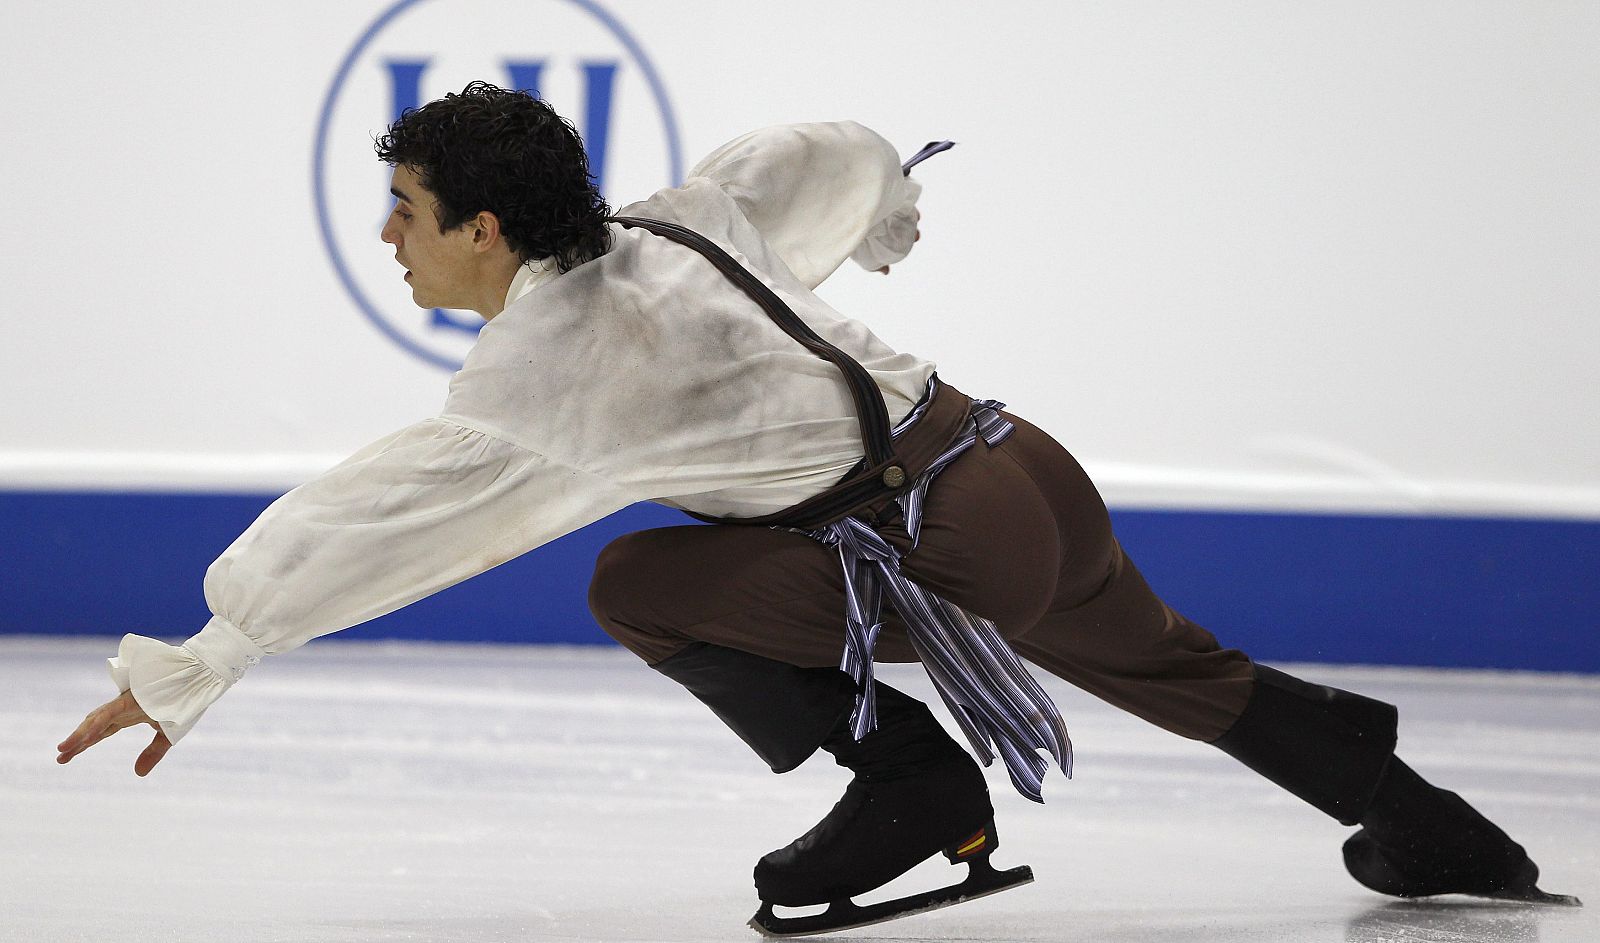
748, 860, 1034, 938
1479, 886, 1583, 907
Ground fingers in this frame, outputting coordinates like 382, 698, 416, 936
56, 704, 116, 764
57, 691, 165, 770
134, 731, 174, 777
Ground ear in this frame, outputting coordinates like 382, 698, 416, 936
469, 210, 504, 253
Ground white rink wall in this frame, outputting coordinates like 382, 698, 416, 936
1, 0, 1596, 518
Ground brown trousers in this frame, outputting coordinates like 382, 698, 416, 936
589, 413, 1255, 742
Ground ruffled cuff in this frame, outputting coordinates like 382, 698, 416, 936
851, 177, 922, 271
106, 616, 266, 743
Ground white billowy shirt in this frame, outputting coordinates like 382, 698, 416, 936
110, 121, 933, 742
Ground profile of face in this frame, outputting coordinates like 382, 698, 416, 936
379, 164, 479, 312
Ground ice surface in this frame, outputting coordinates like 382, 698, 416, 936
5, 637, 1596, 942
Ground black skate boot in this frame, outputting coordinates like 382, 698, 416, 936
754, 683, 992, 905
1213, 664, 1579, 906
653, 645, 1034, 935
750, 683, 1033, 936
1343, 758, 1578, 904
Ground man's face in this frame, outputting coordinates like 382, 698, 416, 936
380, 165, 476, 310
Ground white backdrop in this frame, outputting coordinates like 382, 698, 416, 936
3, 0, 1595, 517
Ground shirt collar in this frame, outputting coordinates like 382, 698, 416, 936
502, 257, 561, 311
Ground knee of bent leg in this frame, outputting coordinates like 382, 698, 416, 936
589, 529, 696, 664
587, 530, 657, 631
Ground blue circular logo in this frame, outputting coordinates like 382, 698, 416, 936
314, 0, 683, 370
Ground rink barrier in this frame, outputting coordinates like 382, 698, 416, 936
3, 491, 1596, 673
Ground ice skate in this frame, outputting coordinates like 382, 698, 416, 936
1342, 759, 1582, 907
649, 646, 1035, 934
748, 683, 1034, 936
749, 818, 1034, 937
1213, 665, 1579, 908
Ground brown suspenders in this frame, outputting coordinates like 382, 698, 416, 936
611, 216, 913, 529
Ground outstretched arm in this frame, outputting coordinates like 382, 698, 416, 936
689, 121, 925, 289
56, 418, 634, 772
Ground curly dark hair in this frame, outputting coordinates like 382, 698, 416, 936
374, 81, 611, 272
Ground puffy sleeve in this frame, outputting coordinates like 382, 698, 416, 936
688, 121, 923, 289
107, 418, 637, 743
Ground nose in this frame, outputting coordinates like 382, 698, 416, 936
380, 218, 399, 246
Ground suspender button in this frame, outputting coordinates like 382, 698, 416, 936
882, 466, 906, 488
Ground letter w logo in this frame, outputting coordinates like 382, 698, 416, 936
384, 59, 618, 335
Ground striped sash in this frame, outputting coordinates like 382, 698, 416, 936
800, 396, 1073, 802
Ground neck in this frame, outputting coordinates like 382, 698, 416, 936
472, 273, 517, 321
469, 255, 526, 321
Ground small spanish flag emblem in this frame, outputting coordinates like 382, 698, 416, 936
954, 828, 988, 858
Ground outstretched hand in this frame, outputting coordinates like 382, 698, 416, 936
57, 689, 173, 776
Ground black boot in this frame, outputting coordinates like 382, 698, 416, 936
754, 682, 995, 907
654, 644, 1031, 930
651, 642, 857, 773
1213, 664, 1569, 903
1211, 663, 1398, 825
1342, 758, 1538, 898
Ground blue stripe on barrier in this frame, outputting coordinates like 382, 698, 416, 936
2, 491, 1596, 672
0, 491, 686, 646
1110, 509, 1599, 674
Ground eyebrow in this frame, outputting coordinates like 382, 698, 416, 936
389, 186, 413, 204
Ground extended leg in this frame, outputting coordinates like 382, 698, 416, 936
1213, 664, 1578, 904
993, 421, 1573, 904
1013, 546, 1573, 903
